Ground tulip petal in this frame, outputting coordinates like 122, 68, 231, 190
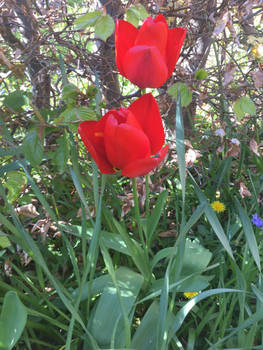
104, 114, 151, 170
78, 119, 115, 174
128, 93, 164, 154
123, 45, 168, 88
122, 145, 169, 178
166, 28, 187, 77
135, 16, 168, 57
153, 14, 168, 26
115, 19, 138, 77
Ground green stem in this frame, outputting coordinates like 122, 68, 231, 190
65, 174, 106, 350
145, 174, 150, 218
132, 177, 146, 251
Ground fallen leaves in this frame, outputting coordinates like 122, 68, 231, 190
223, 62, 236, 87
249, 138, 260, 156
239, 182, 252, 198
15, 204, 39, 218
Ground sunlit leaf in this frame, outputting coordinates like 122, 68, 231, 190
22, 129, 44, 167
3, 90, 28, 112
0, 291, 27, 350
233, 96, 256, 120
168, 82, 192, 107
95, 14, 114, 41
74, 11, 101, 30
3, 171, 27, 203
194, 69, 208, 80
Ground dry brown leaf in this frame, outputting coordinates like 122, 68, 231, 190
31, 218, 51, 242
118, 193, 134, 217
185, 148, 201, 167
223, 62, 236, 86
4, 260, 12, 276
239, 182, 252, 198
249, 138, 260, 156
212, 12, 230, 37
226, 139, 240, 158
252, 69, 263, 89
158, 230, 177, 238
16, 203, 39, 218
77, 207, 95, 219
226, 16, 240, 45
184, 139, 193, 148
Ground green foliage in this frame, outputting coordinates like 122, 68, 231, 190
3, 90, 28, 112
22, 129, 44, 167
182, 238, 212, 276
168, 82, 193, 107
0, 234, 11, 249
88, 266, 143, 347
233, 96, 256, 120
51, 132, 69, 173
95, 14, 115, 42
3, 171, 27, 203
195, 69, 208, 80
126, 4, 149, 27
74, 11, 114, 41
74, 11, 101, 29
0, 291, 27, 350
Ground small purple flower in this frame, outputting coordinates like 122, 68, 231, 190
251, 213, 263, 228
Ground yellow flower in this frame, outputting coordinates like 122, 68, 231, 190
252, 44, 263, 59
211, 200, 226, 213
184, 292, 199, 299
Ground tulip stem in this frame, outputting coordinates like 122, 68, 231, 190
145, 174, 149, 217
132, 177, 146, 251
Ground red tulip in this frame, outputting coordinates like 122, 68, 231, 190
78, 93, 168, 178
115, 14, 186, 89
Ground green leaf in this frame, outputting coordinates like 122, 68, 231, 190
146, 190, 168, 246
126, 8, 140, 27
3, 171, 27, 203
74, 11, 101, 30
54, 106, 97, 129
190, 176, 234, 259
131, 301, 175, 350
52, 132, 69, 173
194, 69, 208, 80
22, 129, 43, 167
62, 83, 81, 105
88, 267, 143, 348
168, 82, 192, 107
126, 4, 148, 27
233, 96, 256, 120
134, 4, 149, 20
0, 235, 11, 249
168, 288, 242, 340
0, 291, 27, 350
176, 90, 186, 203
112, 219, 151, 281
235, 198, 261, 272
3, 90, 28, 113
181, 238, 212, 276
131, 301, 159, 350
150, 274, 210, 294
95, 14, 114, 41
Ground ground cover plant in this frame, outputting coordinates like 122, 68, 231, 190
1, 0, 263, 349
